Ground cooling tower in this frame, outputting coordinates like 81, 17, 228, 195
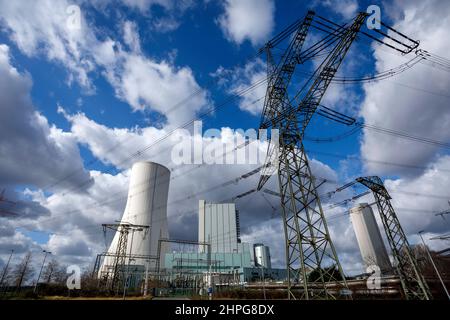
349, 203, 392, 274
98, 161, 170, 278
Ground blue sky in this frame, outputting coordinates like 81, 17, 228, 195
2, 0, 374, 174
0, 0, 450, 275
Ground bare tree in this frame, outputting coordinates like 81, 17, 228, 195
42, 259, 60, 284
12, 252, 34, 291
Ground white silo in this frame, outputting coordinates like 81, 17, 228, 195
349, 203, 392, 274
98, 161, 170, 278
254, 243, 271, 269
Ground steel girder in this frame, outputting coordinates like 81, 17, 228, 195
356, 176, 432, 300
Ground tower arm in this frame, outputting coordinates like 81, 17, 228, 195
259, 10, 315, 131
291, 12, 367, 139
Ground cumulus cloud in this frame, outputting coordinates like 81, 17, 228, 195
0, 0, 210, 125
0, 0, 98, 91
360, 0, 450, 176
211, 59, 266, 115
217, 0, 275, 46
384, 155, 450, 243
105, 52, 210, 126
317, 0, 359, 20
0, 44, 90, 191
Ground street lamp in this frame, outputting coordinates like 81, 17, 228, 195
418, 230, 450, 300
34, 250, 51, 294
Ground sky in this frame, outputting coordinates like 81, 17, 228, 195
0, 0, 450, 278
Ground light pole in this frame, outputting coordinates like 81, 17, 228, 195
418, 230, 450, 300
34, 250, 51, 294
143, 259, 149, 296
260, 265, 266, 300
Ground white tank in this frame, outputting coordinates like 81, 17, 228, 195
349, 203, 392, 274
254, 243, 271, 269
99, 161, 170, 277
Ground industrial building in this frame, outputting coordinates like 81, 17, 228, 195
97, 161, 171, 281
163, 200, 286, 284
198, 200, 240, 253
350, 203, 392, 274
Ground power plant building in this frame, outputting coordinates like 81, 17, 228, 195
198, 200, 240, 253
163, 200, 286, 284
98, 161, 171, 279
350, 203, 392, 274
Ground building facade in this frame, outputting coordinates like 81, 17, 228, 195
198, 200, 240, 253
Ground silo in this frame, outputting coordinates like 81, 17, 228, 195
98, 161, 170, 278
253, 243, 271, 269
349, 203, 392, 274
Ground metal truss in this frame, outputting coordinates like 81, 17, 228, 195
356, 176, 432, 300
257, 11, 367, 300
102, 223, 149, 292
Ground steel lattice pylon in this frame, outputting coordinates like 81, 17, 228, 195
356, 176, 432, 300
101, 223, 149, 293
110, 225, 129, 292
257, 11, 368, 299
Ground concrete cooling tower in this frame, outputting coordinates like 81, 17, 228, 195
98, 161, 170, 279
350, 203, 392, 275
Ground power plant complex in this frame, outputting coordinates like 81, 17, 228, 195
95, 162, 285, 294
1, 2, 449, 305
91, 158, 444, 300
88, 9, 449, 301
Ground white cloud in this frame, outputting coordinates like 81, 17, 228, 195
212, 59, 266, 115
318, 0, 359, 20
122, 20, 141, 53
360, 0, 450, 176
0, 0, 98, 92
384, 155, 450, 242
218, 0, 275, 46
0, 44, 90, 191
121, 0, 174, 12
0, 0, 209, 125
105, 52, 210, 126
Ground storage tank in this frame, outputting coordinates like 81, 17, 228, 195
98, 161, 170, 278
349, 203, 392, 274
253, 243, 271, 269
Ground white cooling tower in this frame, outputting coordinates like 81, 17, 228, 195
99, 161, 170, 277
349, 203, 392, 274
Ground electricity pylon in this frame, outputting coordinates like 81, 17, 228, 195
257, 11, 369, 300
355, 176, 432, 300
102, 223, 149, 293
257, 8, 420, 299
